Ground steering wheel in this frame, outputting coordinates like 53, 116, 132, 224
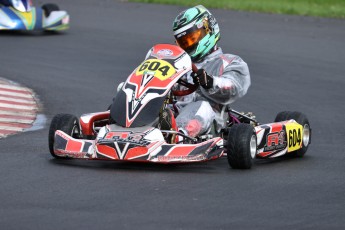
172, 64, 199, 96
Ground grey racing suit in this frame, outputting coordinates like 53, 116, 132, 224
175, 47, 251, 137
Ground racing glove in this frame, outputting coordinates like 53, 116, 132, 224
192, 69, 213, 90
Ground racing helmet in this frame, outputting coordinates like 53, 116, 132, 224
10, 0, 32, 12
173, 5, 220, 62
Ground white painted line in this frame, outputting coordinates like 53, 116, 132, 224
0, 96, 36, 104
0, 102, 37, 110
0, 110, 36, 116
0, 83, 31, 91
0, 87, 32, 95
0, 118, 34, 124
0, 90, 33, 98
0, 125, 25, 131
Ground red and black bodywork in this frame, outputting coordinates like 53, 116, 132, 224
255, 120, 306, 158
50, 44, 311, 166
52, 44, 224, 163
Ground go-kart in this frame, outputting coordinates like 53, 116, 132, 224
0, 0, 69, 31
48, 44, 311, 169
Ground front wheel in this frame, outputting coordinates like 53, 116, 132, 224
227, 123, 257, 169
42, 3, 60, 17
48, 114, 80, 158
275, 111, 311, 157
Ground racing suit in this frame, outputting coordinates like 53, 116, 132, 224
175, 47, 251, 137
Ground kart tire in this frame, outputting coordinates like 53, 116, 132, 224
274, 111, 291, 122
48, 114, 80, 159
274, 111, 311, 157
227, 123, 257, 169
42, 3, 60, 17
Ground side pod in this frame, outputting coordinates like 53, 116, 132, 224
255, 120, 304, 158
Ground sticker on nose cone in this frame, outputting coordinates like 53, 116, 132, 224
136, 59, 176, 81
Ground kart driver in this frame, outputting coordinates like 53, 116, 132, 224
159, 5, 251, 142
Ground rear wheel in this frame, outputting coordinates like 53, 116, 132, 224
48, 114, 80, 158
227, 123, 257, 169
274, 111, 291, 122
42, 3, 60, 17
275, 111, 311, 157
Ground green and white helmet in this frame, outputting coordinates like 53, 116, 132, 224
173, 5, 220, 62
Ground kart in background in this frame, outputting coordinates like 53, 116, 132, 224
48, 44, 311, 169
0, 0, 69, 31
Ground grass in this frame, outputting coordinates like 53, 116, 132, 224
128, 0, 345, 19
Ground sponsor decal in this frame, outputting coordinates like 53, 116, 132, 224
176, 31, 186, 38
209, 15, 217, 27
104, 131, 131, 139
113, 137, 150, 146
264, 131, 287, 152
157, 49, 173, 56
157, 155, 205, 161
101, 131, 150, 146
55, 149, 87, 158
173, 52, 187, 63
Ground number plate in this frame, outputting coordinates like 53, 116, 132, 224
285, 122, 303, 152
136, 59, 176, 81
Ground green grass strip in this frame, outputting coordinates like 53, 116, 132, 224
129, 0, 345, 19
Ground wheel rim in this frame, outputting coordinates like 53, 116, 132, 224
71, 122, 79, 138
302, 124, 310, 147
250, 134, 257, 158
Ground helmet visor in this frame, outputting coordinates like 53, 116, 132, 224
175, 25, 207, 53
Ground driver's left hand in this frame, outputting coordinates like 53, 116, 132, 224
192, 69, 213, 89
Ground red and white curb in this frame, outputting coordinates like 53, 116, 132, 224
0, 78, 41, 138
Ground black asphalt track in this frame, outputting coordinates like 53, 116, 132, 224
1, 0, 344, 229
